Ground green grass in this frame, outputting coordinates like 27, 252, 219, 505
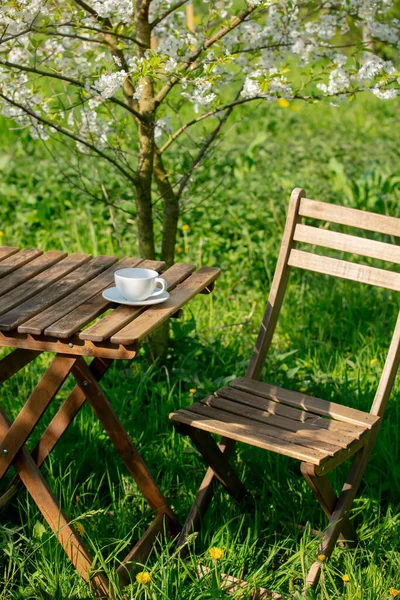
1, 94, 400, 599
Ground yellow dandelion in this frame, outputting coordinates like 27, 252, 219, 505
209, 547, 224, 560
299, 387, 307, 393
0, 231, 3, 237
317, 554, 326, 562
370, 358, 378, 366
136, 571, 151, 584
342, 574, 350, 583
390, 589, 400, 598
277, 98, 290, 108
189, 388, 197, 394
182, 224, 190, 231
75, 522, 85, 536
176, 246, 183, 254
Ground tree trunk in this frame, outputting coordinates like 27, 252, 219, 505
154, 148, 180, 267
135, 1, 170, 360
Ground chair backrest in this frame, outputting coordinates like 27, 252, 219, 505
247, 188, 400, 418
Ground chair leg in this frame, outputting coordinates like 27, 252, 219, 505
186, 428, 247, 502
301, 463, 357, 546
303, 445, 371, 588
177, 438, 235, 554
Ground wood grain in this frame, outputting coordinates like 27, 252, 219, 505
0, 249, 43, 279
206, 394, 360, 448
294, 224, 400, 264
0, 330, 137, 359
0, 246, 19, 262
288, 249, 400, 292
80, 262, 195, 342
48, 259, 165, 340
0, 253, 90, 315
111, 266, 221, 345
0, 251, 67, 298
231, 378, 378, 428
19, 256, 142, 336
299, 198, 400, 237
170, 406, 326, 464
0, 355, 76, 478
0, 255, 116, 331
216, 386, 365, 439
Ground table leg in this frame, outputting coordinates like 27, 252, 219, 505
72, 357, 180, 529
0, 356, 111, 508
0, 354, 77, 478
0, 404, 110, 598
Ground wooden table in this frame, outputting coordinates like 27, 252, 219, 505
0, 246, 220, 597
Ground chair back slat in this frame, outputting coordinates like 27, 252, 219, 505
248, 189, 400, 422
299, 198, 400, 237
294, 224, 400, 265
288, 249, 400, 292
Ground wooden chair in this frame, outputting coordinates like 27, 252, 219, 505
170, 188, 400, 588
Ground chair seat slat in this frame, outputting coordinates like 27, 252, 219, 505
216, 386, 366, 440
294, 224, 400, 265
203, 395, 349, 451
231, 378, 379, 429
170, 407, 326, 465
299, 198, 400, 237
288, 249, 400, 292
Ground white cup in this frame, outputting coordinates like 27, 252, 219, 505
114, 268, 167, 301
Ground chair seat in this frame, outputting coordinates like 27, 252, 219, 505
170, 377, 380, 471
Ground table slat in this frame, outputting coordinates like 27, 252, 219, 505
111, 267, 220, 345
0, 255, 116, 332
19, 256, 143, 336
51, 259, 166, 340
0, 246, 19, 262
0, 251, 67, 298
0, 249, 43, 279
80, 262, 195, 342
0, 254, 91, 318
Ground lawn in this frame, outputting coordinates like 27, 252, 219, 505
1, 94, 400, 599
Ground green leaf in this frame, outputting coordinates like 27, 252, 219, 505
33, 521, 46, 540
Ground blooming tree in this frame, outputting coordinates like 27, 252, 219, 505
0, 0, 399, 266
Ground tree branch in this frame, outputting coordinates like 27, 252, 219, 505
150, 0, 188, 29
73, 0, 141, 114
0, 59, 143, 121
0, 92, 137, 184
176, 94, 238, 200
160, 96, 262, 153
155, 4, 258, 105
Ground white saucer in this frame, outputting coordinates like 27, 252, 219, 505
102, 287, 170, 306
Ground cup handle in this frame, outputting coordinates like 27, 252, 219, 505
152, 277, 167, 297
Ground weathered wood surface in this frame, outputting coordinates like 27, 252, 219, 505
299, 198, 400, 237
0, 253, 90, 315
80, 262, 195, 342
0, 249, 43, 279
288, 249, 400, 292
294, 224, 400, 264
0, 251, 67, 297
0, 256, 116, 331
111, 267, 220, 345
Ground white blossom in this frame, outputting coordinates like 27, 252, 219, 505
92, 0, 133, 23
93, 71, 127, 99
